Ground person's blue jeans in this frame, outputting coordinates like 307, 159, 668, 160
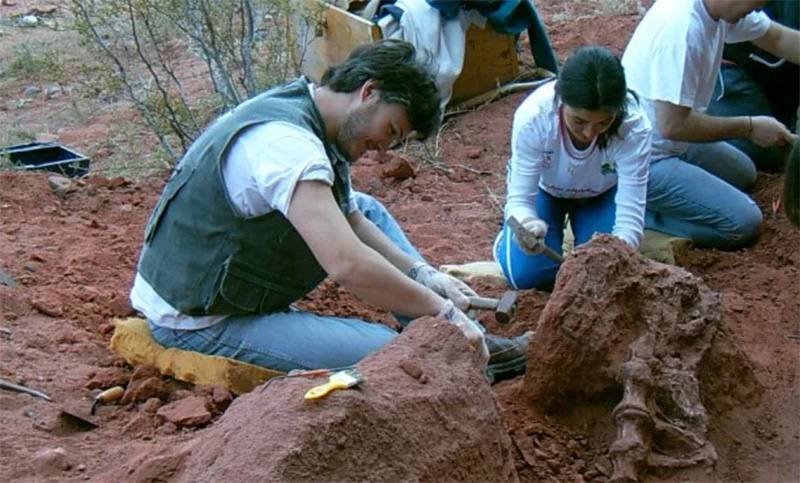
645, 142, 763, 250
149, 192, 424, 372
494, 188, 616, 291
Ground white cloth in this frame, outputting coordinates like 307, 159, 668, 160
505, 81, 652, 248
378, 0, 486, 110
622, 0, 770, 160
132, 86, 357, 330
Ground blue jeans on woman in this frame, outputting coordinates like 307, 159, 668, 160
645, 142, 762, 250
149, 192, 425, 373
494, 188, 617, 291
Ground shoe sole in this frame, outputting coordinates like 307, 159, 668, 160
486, 355, 527, 384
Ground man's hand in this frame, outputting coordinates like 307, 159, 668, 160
437, 300, 489, 364
512, 217, 548, 256
410, 262, 478, 311
748, 116, 796, 148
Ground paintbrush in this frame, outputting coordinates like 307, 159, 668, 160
304, 369, 365, 400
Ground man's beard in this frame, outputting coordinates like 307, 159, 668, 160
336, 102, 378, 162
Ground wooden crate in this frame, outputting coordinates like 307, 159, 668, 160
296, 1, 519, 107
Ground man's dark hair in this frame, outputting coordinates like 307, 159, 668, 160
320, 39, 441, 140
554, 45, 633, 150
785, 139, 799, 227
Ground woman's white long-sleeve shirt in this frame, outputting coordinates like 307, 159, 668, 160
505, 81, 652, 248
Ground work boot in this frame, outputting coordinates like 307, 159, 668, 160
485, 331, 533, 383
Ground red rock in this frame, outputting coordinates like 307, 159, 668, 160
130, 364, 159, 382
139, 397, 163, 414
85, 366, 130, 390
466, 148, 482, 159
379, 153, 416, 181
178, 319, 516, 481
121, 377, 171, 405
30, 294, 64, 318
108, 296, 134, 317
121, 413, 156, 436
156, 396, 212, 427
196, 385, 233, 413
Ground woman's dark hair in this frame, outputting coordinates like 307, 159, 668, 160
320, 39, 441, 140
785, 139, 799, 227
554, 45, 632, 150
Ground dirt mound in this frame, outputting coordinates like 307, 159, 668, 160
521, 235, 770, 480
525, 235, 721, 410
122, 318, 516, 482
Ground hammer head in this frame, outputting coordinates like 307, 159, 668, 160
494, 291, 518, 324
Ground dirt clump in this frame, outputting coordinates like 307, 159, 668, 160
134, 319, 519, 482
523, 235, 763, 479
525, 236, 722, 410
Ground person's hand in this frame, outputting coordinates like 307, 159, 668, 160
513, 217, 548, 256
410, 262, 478, 311
436, 300, 489, 364
748, 116, 795, 148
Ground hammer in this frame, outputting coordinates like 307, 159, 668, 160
507, 216, 565, 263
467, 291, 518, 324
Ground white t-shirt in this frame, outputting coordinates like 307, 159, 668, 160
131, 91, 357, 329
622, 0, 770, 160
505, 81, 652, 248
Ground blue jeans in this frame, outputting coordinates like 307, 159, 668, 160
645, 142, 762, 250
149, 192, 424, 372
494, 188, 616, 291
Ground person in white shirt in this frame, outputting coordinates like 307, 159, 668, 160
494, 46, 652, 290
622, 0, 799, 249
131, 40, 531, 384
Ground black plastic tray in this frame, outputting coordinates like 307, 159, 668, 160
0, 142, 91, 178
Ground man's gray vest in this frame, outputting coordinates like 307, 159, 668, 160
138, 78, 351, 316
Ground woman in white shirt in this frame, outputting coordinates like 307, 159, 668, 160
494, 46, 652, 290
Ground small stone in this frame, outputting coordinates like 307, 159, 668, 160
209, 386, 232, 413
139, 397, 162, 414
421, 194, 434, 202
157, 422, 178, 435
399, 360, 423, 380
45, 85, 61, 99
23, 86, 41, 97
466, 148, 482, 159
23, 408, 35, 418
173, 389, 195, 400
120, 377, 171, 405
379, 154, 416, 181
85, 366, 130, 390
47, 175, 79, 199
34, 447, 71, 474
121, 413, 156, 436
130, 364, 159, 382
77, 464, 86, 472
156, 396, 212, 428
18, 15, 39, 27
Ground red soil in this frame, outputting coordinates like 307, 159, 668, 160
1, 0, 797, 481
